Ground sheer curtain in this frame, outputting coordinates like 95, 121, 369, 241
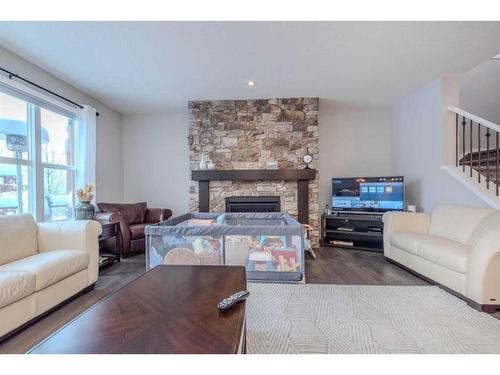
76, 105, 97, 202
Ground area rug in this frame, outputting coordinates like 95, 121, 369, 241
245, 284, 500, 354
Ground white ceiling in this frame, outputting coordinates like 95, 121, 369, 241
0, 22, 499, 114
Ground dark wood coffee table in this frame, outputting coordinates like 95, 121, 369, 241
29, 265, 247, 354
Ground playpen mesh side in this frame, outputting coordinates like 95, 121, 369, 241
145, 212, 305, 282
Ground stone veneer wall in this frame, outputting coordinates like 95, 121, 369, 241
188, 98, 320, 246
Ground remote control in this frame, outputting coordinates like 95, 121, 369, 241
218, 290, 250, 312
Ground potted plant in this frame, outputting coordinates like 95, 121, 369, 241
75, 184, 95, 220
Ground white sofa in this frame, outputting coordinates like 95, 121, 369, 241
0, 214, 102, 339
383, 204, 500, 312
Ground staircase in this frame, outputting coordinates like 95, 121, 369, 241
459, 148, 499, 193
444, 107, 500, 208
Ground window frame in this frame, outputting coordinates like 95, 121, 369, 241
39, 107, 77, 221
0, 75, 79, 221
0, 97, 33, 216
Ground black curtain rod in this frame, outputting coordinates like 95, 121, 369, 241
0, 66, 100, 117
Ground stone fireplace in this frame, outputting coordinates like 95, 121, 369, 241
188, 98, 319, 245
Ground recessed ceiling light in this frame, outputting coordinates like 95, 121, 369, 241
247, 80, 256, 87
492, 53, 500, 59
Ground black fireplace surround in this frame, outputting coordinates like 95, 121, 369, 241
226, 196, 281, 213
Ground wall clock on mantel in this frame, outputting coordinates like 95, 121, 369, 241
302, 149, 313, 169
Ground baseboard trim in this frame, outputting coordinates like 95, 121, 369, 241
0, 283, 96, 343
441, 165, 500, 209
384, 257, 500, 314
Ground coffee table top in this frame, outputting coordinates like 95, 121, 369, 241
29, 265, 247, 354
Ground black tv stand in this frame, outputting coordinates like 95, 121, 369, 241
321, 212, 384, 252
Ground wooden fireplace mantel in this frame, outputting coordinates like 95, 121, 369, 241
191, 169, 317, 224
191, 168, 316, 181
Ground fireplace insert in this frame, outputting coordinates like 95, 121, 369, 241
225, 196, 281, 213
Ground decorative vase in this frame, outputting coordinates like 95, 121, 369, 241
207, 159, 215, 170
75, 201, 95, 220
199, 154, 207, 170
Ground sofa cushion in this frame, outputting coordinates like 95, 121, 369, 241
418, 237, 469, 273
0, 271, 36, 308
129, 223, 147, 240
429, 205, 493, 245
0, 250, 89, 291
390, 232, 431, 255
0, 214, 37, 265
98, 202, 147, 225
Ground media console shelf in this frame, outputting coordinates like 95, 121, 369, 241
321, 212, 384, 252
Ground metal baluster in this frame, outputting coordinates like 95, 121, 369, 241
486, 129, 491, 189
469, 119, 473, 177
455, 114, 459, 167
478, 123, 481, 183
462, 116, 467, 173
497, 132, 499, 196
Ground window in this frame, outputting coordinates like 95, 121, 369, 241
41, 108, 76, 221
0, 88, 77, 221
0, 91, 30, 216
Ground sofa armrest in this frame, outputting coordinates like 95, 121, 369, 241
382, 212, 431, 257
94, 212, 113, 223
466, 212, 500, 304
382, 212, 431, 234
37, 220, 102, 284
145, 208, 173, 223
95, 212, 131, 255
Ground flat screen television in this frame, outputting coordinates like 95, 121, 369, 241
332, 176, 404, 213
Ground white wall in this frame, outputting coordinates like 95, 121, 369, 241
391, 77, 487, 212
123, 80, 489, 216
318, 100, 392, 211
460, 59, 500, 124
0, 46, 124, 203
123, 112, 190, 215
123, 100, 393, 217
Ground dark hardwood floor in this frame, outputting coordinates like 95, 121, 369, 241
1, 247, 498, 353
306, 248, 429, 285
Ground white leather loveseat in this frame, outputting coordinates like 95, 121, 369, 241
383, 204, 500, 312
0, 214, 102, 339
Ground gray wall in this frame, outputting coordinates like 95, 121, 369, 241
123, 100, 393, 218
391, 77, 487, 212
318, 100, 392, 212
0, 46, 124, 203
460, 59, 500, 124
123, 112, 190, 215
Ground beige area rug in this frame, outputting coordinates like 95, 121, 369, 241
246, 283, 500, 354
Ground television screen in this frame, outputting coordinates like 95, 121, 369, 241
332, 176, 404, 212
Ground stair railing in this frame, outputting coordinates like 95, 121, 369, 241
449, 107, 500, 197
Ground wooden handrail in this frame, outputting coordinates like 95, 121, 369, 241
449, 107, 500, 134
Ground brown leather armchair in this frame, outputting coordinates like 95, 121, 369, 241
95, 202, 172, 258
